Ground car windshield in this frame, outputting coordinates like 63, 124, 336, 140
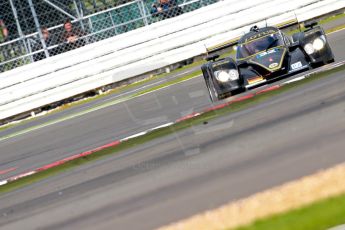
237, 33, 284, 59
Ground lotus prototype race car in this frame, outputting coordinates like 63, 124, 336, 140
202, 22, 334, 101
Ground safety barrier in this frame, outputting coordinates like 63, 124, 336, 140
0, 0, 344, 121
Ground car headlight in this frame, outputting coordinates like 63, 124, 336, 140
304, 43, 315, 55
228, 69, 239, 81
313, 36, 325, 51
215, 71, 231, 82
215, 70, 239, 82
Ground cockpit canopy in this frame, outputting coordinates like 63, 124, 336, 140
236, 30, 284, 60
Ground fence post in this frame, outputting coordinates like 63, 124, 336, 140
9, 0, 31, 63
27, 0, 50, 59
43, 0, 77, 20
137, 0, 149, 26
109, 12, 118, 35
73, 0, 91, 44
73, 0, 85, 29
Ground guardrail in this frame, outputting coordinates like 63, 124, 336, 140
0, 0, 345, 121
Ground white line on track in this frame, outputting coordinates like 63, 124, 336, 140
327, 27, 345, 35
282, 76, 306, 85
329, 225, 345, 230
120, 131, 149, 142
149, 122, 175, 131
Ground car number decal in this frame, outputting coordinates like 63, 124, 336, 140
257, 49, 276, 58
291, 61, 302, 70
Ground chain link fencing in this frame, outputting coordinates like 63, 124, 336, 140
0, 0, 219, 73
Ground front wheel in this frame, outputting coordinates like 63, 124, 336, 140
311, 57, 335, 69
327, 58, 335, 64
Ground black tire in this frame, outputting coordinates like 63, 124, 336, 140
324, 42, 335, 65
327, 58, 335, 64
311, 58, 334, 69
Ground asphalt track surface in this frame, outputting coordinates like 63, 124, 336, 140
0, 27, 345, 229
1, 26, 345, 181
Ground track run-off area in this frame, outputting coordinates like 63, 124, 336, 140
0, 26, 345, 229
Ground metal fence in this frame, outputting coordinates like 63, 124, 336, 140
0, 0, 219, 73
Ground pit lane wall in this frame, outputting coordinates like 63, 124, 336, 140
0, 0, 344, 121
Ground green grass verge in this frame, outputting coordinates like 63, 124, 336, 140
320, 12, 345, 25
327, 24, 345, 34
233, 192, 345, 230
0, 122, 19, 132
1, 63, 345, 195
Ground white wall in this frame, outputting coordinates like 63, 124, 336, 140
0, 0, 344, 120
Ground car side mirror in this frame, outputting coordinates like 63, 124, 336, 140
304, 21, 318, 29
205, 54, 219, 62
289, 42, 300, 52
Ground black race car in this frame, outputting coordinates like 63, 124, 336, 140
202, 22, 334, 101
